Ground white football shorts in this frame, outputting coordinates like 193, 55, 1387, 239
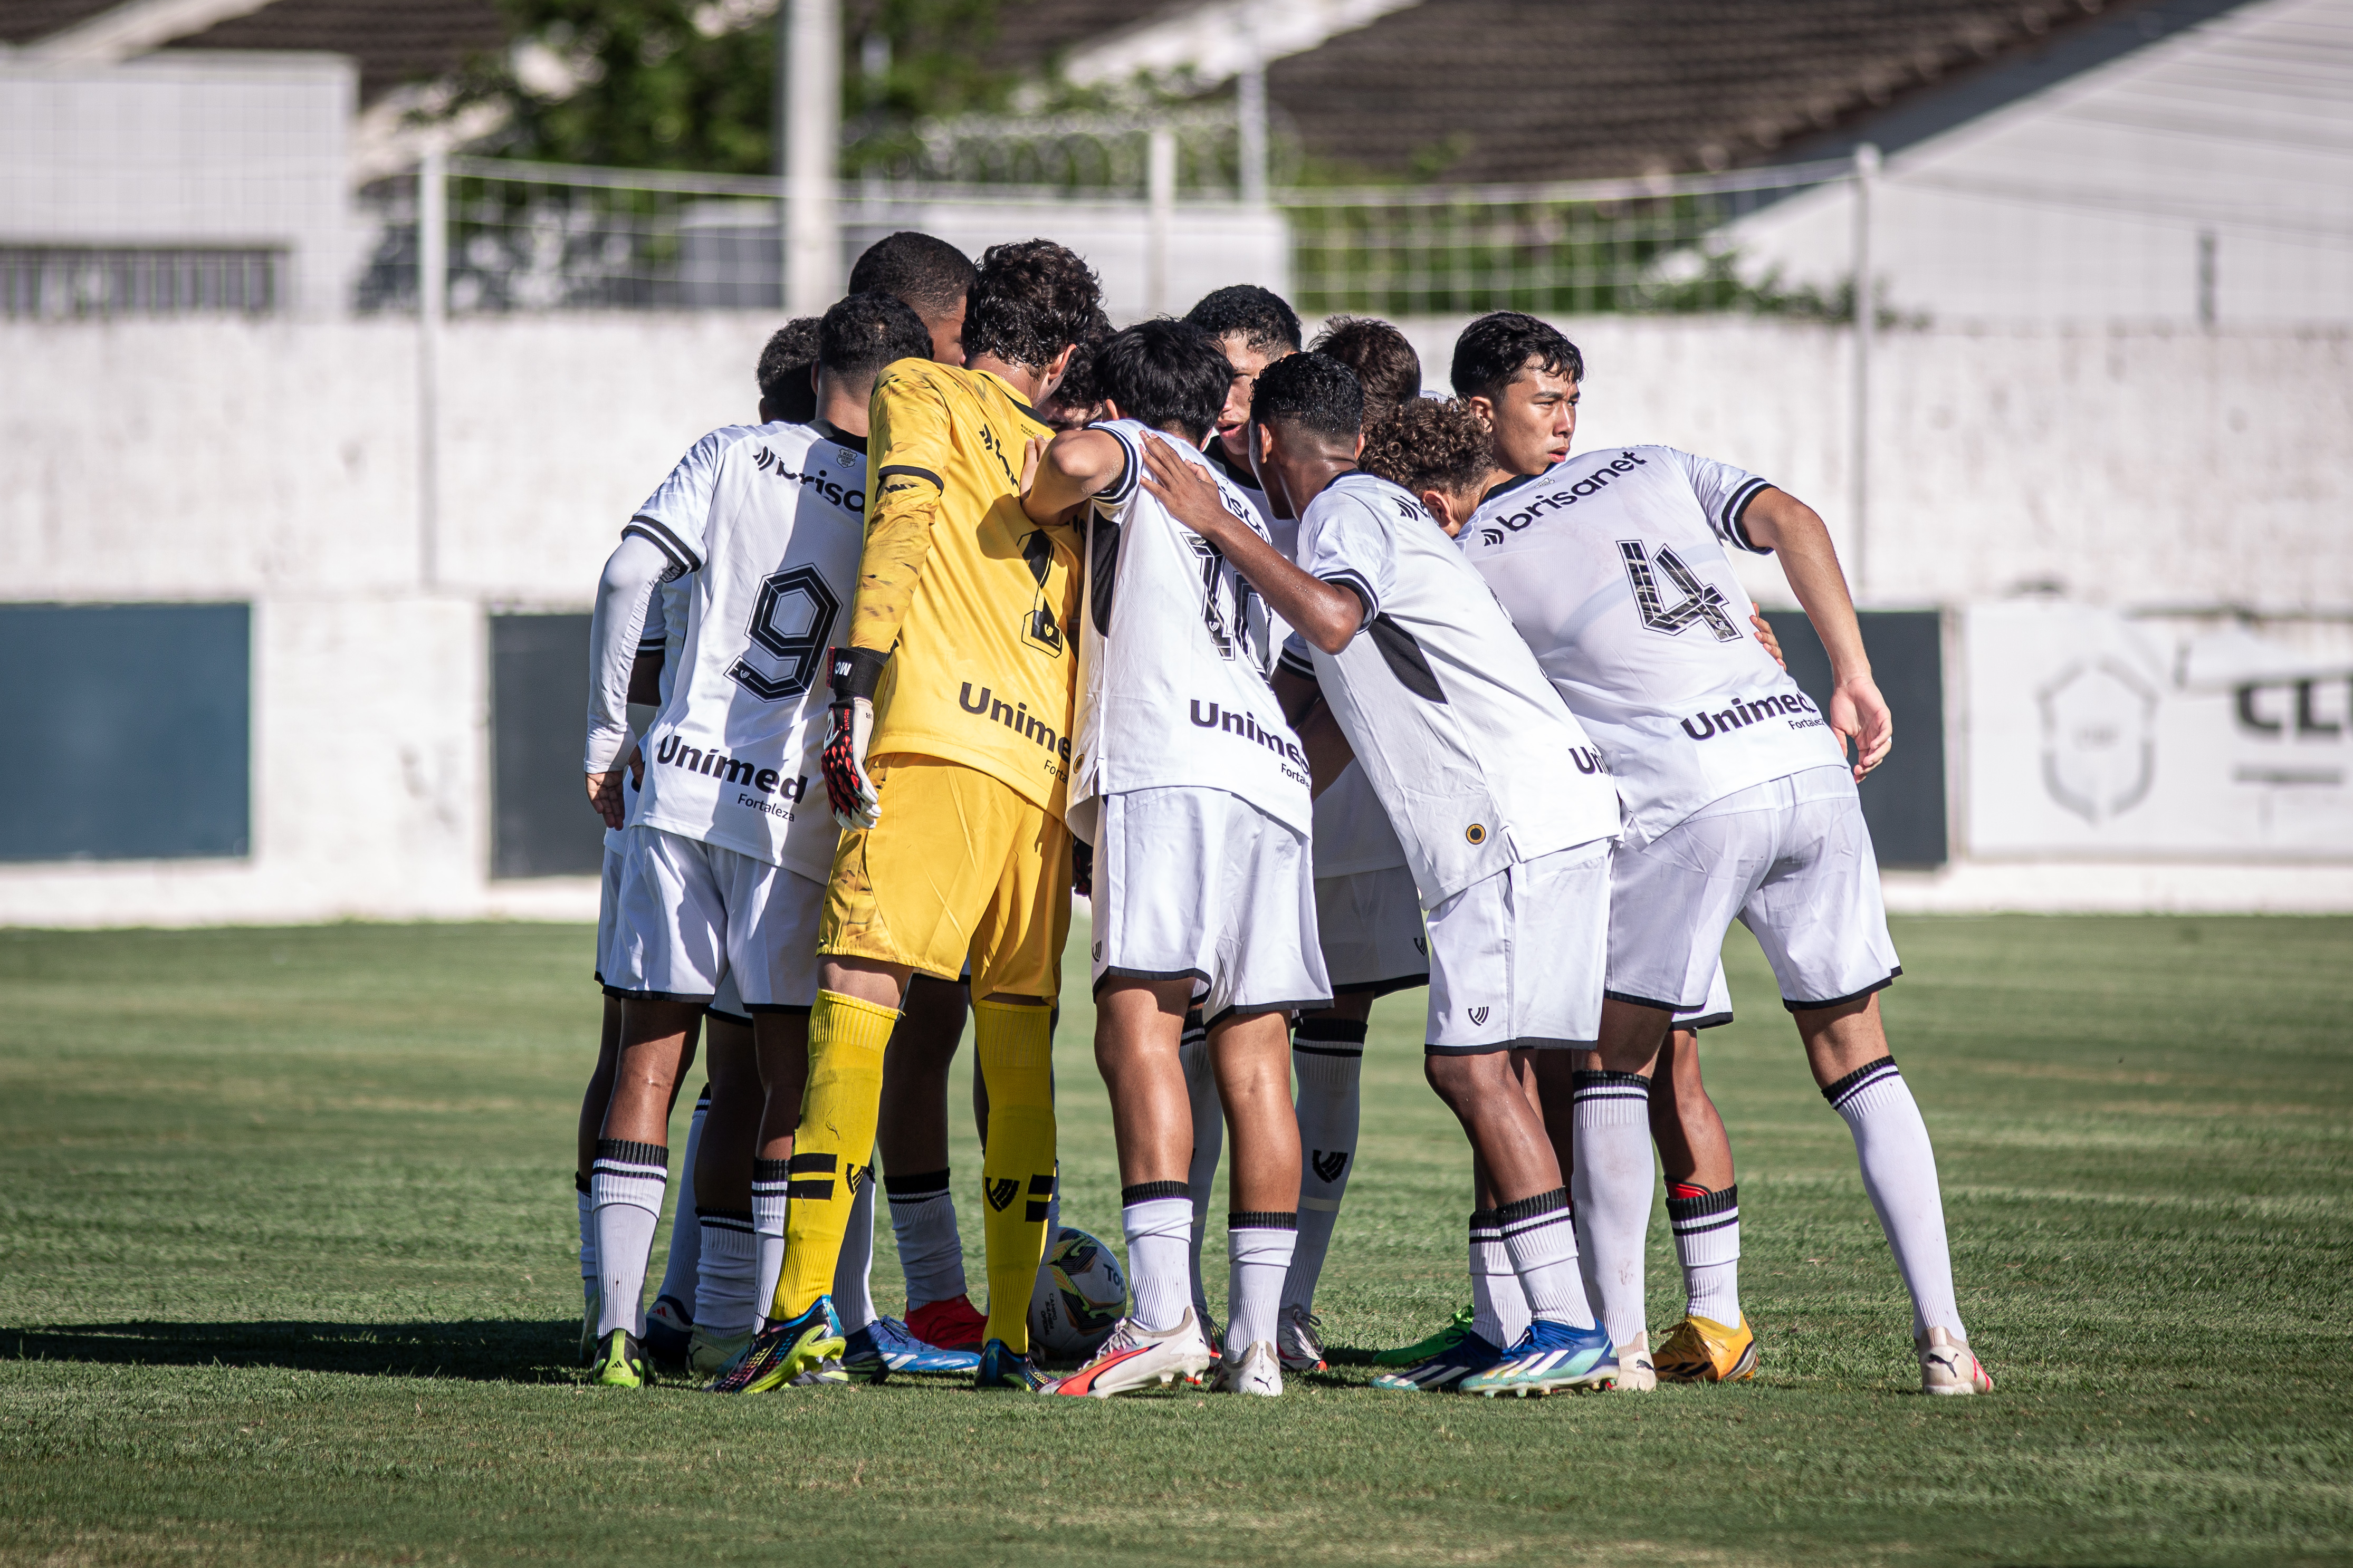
1673, 964, 1734, 1032
596, 836, 624, 988
1314, 865, 1429, 996
1423, 839, 1611, 1055
605, 825, 822, 1012
1090, 786, 1332, 1026
1606, 765, 1900, 1015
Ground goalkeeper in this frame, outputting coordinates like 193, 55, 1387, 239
714, 239, 1104, 1394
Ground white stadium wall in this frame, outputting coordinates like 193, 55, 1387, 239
0, 312, 2346, 926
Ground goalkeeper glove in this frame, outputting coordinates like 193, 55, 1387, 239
821, 646, 888, 830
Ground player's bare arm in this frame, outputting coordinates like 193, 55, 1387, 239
1738, 487, 1891, 778
1021, 426, 1125, 524
1137, 437, 1363, 654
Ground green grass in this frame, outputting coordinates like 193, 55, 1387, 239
1, 915, 2348, 1566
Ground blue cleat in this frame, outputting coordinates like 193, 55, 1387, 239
1458, 1319, 1618, 1398
1369, 1329, 1507, 1392
973, 1337, 1046, 1390
706, 1296, 847, 1394
843, 1316, 982, 1381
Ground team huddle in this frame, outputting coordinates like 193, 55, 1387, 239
573, 230, 1995, 1400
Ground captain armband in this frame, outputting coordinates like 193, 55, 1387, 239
828, 644, 891, 703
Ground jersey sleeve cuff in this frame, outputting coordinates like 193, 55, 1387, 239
584, 720, 633, 774
1095, 427, 1144, 506
623, 516, 702, 573
1277, 639, 1318, 680
1319, 570, 1380, 627
1720, 479, 1774, 554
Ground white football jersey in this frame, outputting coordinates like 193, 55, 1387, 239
1288, 470, 1618, 903
1069, 420, 1311, 844
631, 422, 868, 879
1462, 446, 1845, 842
604, 588, 674, 855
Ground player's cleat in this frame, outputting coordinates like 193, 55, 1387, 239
1613, 1329, 1658, 1391
1370, 1302, 1474, 1367
1276, 1304, 1326, 1373
1039, 1310, 1214, 1398
1656, 1313, 1758, 1384
688, 1324, 752, 1380
843, 1317, 982, 1380
643, 1294, 694, 1376
589, 1327, 651, 1388
1211, 1340, 1284, 1397
706, 1297, 847, 1394
577, 1282, 600, 1368
973, 1338, 1046, 1391
1369, 1329, 1506, 1392
1458, 1320, 1618, 1398
904, 1294, 989, 1353
1918, 1327, 1993, 1396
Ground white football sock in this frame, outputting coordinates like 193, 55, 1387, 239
693, 1209, 759, 1342
1226, 1215, 1297, 1353
831, 1158, 878, 1333
1121, 1185, 1194, 1332
575, 1177, 597, 1315
1281, 1020, 1364, 1316
1570, 1069, 1656, 1351
884, 1167, 965, 1309
1179, 1015, 1223, 1324
1667, 1182, 1743, 1326
651, 1087, 709, 1314
1467, 1208, 1531, 1349
589, 1138, 667, 1339
1497, 1187, 1596, 1330
1825, 1057, 1964, 1340
750, 1156, 789, 1330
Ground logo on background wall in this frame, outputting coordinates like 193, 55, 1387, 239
2038, 658, 2158, 823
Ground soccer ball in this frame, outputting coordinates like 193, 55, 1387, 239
1027, 1226, 1128, 1363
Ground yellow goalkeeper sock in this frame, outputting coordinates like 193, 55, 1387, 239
974, 998, 1058, 1351
769, 988, 896, 1321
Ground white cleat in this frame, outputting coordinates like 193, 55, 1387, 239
1038, 1309, 1215, 1398
689, 1323, 754, 1380
1918, 1326, 1994, 1396
1211, 1340, 1285, 1397
1613, 1329, 1657, 1391
1276, 1304, 1326, 1373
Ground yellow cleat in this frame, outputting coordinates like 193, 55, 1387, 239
1654, 1312, 1758, 1383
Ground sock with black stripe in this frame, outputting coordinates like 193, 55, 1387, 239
589, 1138, 668, 1339
1823, 1056, 1963, 1339
1226, 1213, 1298, 1352
831, 1161, 878, 1334
1122, 1182, 1193, 1333
884, 1168, 965, 1310
693, 1206, 758, 1344
1467, 1208, 1531, 1349
1666, 1182, 1742, 1326
1496, 1187, 1597, 1331
575, 1173, 597, 1319
1282, 1018, 1365, 1317
1570, 1068, 1655, 1351
651, 1086, 709, 1317
750, 1156, 789, 1330
1178, 1011, 1223, 1327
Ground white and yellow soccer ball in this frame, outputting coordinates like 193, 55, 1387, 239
1027, 1226, 1128, 1363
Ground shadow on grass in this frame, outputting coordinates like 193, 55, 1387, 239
2, 1319, 579, 1382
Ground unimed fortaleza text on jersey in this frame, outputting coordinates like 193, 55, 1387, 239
1286, 470, 1619, 902
1463, 445, 1843, 843
631, 421, 869, 881
1068, 420, 1311, 844
850, 360, 1082, 819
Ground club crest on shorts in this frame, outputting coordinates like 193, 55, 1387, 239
1465, 823, 1488, 844
986, 1177, 1020, 1211
1413, 936, 1428, 956
1467, 1006, 1491, 1026
1312, 1150, 1350, 1184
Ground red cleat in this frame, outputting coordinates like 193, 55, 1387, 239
905, 1294, 989, 1352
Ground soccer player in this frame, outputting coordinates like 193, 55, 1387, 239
847, 230, 977, 364
1142, 352, 1623, 1398
1456, 324, 1993, 1397
1311, 315, 1424, 424
755, 317, 824, 424
1183, 284, 1301, 534
718, 239, 1104, 1394
1021, 320, 1327, 1398
581, 293, 937, 1388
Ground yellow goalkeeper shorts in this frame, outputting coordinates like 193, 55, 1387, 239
819, 753, 1072, 1001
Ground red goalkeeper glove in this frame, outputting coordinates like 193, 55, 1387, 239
821, 645, 888, 830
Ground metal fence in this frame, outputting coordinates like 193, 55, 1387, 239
2, 244, 285, 319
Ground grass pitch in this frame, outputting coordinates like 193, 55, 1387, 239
1, 914, 2348, 1566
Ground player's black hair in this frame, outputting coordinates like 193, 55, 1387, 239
1310, 315, 1422, 421
817, 292, 934, 386
846, 230, 976, 320
961, 238, 1104, 372
757, 315, 824, 420
1449, 311, 1584, 402
1035, 305, 1117, 432
1360, 397, 1494, 501
1091, 320, 1232, 441
1183, 284, 1303, 354
1249, 350, 1363, 445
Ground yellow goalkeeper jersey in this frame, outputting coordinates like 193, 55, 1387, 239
852, 360, 1082, 818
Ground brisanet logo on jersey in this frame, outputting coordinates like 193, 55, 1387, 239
1681, 689, 1823, 740
1479, 451, 1649, 542
653, 733, 809, 802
